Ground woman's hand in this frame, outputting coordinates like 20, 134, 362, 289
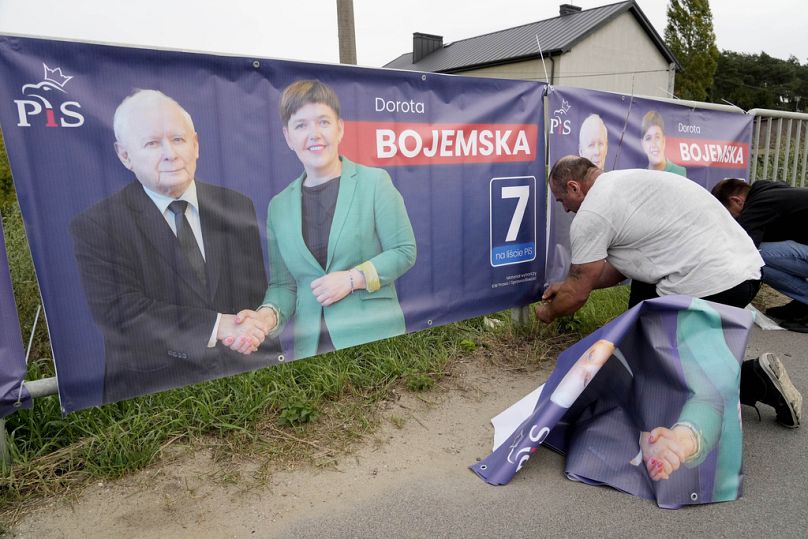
218, 308, 277, 354
311, 269, 366, 307
639, 425, 698, 481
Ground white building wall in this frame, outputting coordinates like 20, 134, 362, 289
452, 12, 674, 98
458, 58, 547, 81
555, 12, 672, 96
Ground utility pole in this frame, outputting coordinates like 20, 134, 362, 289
336, 0, 357, 65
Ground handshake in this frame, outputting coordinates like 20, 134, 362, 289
216, 308, 278, 355
634, 425, 699, 481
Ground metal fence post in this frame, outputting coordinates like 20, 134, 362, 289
0, 377, 59, 471
510, 306, 531, 326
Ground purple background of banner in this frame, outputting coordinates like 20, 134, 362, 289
545, 85, 754, 286
0, 213, 30, 417
0, 36, 546, 412
471, 295, 753, 508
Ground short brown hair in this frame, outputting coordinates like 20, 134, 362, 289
548, 156, 598, 193
641, 111, 665, 138
711, 178, 751, 207
279, 80, 341, 125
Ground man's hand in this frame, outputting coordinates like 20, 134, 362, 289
535, 260, 621, 324
311, 269, 366, 307
217, 309, 276, 355
542, 282, 563, 302
535, 282, 563, 323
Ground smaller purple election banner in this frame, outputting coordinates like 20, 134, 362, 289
0, 214, 31, 417
0, 36, 546, 412
545, 85, 753, 286
471, 295, 752, 508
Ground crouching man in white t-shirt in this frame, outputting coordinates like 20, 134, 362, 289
537, 155, 802, 430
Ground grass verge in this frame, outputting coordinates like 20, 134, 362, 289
0, 285, 628, 526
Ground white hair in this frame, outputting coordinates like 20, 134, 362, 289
113, 89, 195, 143
579, 114, 606, 138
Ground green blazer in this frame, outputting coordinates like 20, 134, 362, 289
264, 157, 416, 359
664, 160, 688, 177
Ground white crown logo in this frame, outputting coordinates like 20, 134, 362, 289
554, 99, 571, 116
43, 64, 73, 88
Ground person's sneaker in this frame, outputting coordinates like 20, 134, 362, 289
756, 353, 802, 428
766, 300, 808, 321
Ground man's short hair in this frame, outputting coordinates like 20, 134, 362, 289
549, 156, 598, 193
279, 80, 341, 125
113, 89, 194, 143
711, 178, 751, 207
641, 110, 665, 138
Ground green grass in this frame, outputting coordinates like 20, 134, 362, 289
0, 171, 630, 519
574, 285, 630, 334
0, 311, 512, 510
0, 289, 629, 515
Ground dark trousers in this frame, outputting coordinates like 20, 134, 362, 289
627, 279, 764, 405
628, 279, 761, 309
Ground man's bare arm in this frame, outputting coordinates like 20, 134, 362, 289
536, 260, 612, 323
593, 259, 625, 289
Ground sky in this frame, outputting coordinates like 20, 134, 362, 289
0, 0, 805, 68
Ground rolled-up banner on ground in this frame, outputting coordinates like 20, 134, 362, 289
471, 295, 753, 509
0, 36, 546, 412
0, 213, 30, 417
545, 85, 753, 284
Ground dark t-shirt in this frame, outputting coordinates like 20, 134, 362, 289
301, 177, 340, 355
739, 180, 808, 246
302, 177, 340, 269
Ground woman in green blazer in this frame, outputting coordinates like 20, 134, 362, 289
256, 80, 416, 359
640, 111, 687, 177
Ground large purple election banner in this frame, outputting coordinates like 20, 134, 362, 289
471, 296, 753, 508
545, 86, 753, 283
0, 36, 546, 412
0, 214, 31, 417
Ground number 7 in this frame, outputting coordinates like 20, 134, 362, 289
501, 186, 529, 242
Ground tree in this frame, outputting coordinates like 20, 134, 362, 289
712, 51, 808, 111
664, 0, 720, 101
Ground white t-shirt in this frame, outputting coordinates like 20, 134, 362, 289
570, 169, 763, 297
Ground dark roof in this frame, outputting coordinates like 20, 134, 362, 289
384, 1, 678, 73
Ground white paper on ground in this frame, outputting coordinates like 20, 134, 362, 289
747, 304, 785, 330
491, 384, 544, 451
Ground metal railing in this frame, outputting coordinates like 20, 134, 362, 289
749, 109, 808, 186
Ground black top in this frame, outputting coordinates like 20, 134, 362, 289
738, 180, 808, 246
302, 177, 340, 269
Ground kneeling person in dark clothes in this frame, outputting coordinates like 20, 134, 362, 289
712, 178, 808, 332
536, 156, 803, 428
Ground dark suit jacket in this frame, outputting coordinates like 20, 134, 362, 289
70, 181, 281, 403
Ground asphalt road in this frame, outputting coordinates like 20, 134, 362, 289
278, 325, 808, 539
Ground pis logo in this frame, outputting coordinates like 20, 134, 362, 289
549, 98, 572, 136
14, 63, 85, 128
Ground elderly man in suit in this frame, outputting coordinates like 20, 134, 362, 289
70, 89, 279, 403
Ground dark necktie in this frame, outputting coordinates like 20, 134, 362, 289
168, 200, 207, 288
